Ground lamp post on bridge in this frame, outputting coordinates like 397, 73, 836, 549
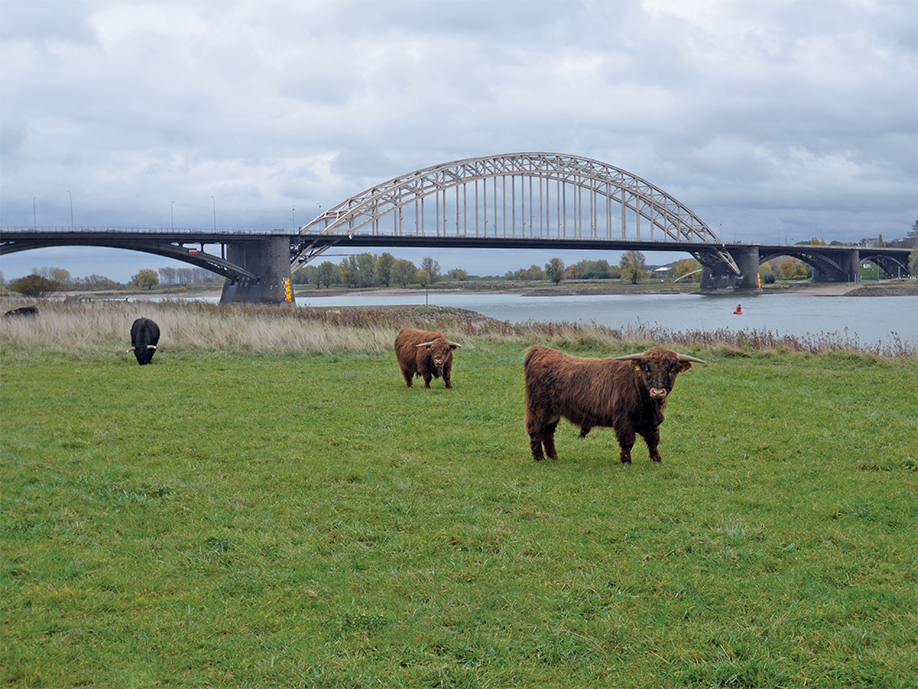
211, 196, 216, 230
171, 201, 175, 230
68, 190, 74, 228
33, 197, 36, 229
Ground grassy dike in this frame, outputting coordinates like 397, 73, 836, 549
2, 300, 916, 687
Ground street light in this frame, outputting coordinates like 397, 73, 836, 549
68, 190, 74, 228
171, 201, 175, 230
32, 197, 37, 228
211, 196, 216, 230
292, 206, 296, 231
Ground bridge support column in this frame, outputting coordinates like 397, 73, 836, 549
220, 236, 293, 304
734, 246, 761, 290
813, 248, 859, 283
699, 246, 761, 292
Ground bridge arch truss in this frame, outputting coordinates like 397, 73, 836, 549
294, 152, 726, 265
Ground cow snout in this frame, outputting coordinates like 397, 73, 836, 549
649, 388, 667, 401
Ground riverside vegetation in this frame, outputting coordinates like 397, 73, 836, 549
2, 300, 916, 688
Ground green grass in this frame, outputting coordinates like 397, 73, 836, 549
2, 330, 917, 686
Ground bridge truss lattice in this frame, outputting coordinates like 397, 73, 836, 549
293, 152, 724, 266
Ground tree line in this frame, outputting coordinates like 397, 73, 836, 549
5, 246, 916, 298
292, 254, 471, 288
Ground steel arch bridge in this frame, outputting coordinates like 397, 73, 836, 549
292, 152, 738, 273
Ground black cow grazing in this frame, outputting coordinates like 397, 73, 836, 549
524, 345, 705, 464
127, 317, 160, 365
4, 306, 38, 318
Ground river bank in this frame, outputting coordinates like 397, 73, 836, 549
9, 278, 915, 304
294, 280, 916, 299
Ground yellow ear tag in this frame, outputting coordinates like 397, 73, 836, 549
635, 365, 641, 371
427, 346, 431, 351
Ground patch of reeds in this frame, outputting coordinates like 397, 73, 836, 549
1, 297, 914, 358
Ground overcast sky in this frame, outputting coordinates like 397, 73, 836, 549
1, 0, 916, 282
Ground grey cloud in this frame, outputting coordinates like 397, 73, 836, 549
0, 0, 915, 282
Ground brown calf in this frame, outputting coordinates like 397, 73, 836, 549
394, 328, 461, 389
524, 345, 704, 463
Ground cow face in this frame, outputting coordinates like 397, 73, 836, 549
131, 345, 157, 366
625, 347, 699, 402
421, 338, 456, 374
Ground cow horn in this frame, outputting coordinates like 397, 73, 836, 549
126, 347, 135, 353
449, 342, 461, 348
147, 345, 158, 350
615, 352, 645, 361
677, 354, 706, 364
415, 341, 435, 348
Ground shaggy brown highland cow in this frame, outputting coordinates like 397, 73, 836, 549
524, 345, 705, 463
394, 328, 461, 389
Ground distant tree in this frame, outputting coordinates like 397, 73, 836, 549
338, 257, 358, 287
506, 264, 546, 281
671, 258, 701, 281
566, 259, 615, 280
761, 270, 777, 284
50, 267, 72, 287
131, 269, 159, 290
304, 265, 321, 286
319, 261, 339, 288
159, 267, 177, 284
545, 257, 564, 284
12, 274, 59, 297
391, 259, 417, 287
374, 253, 396, 287
446, 268, 468, 281
776, 257, 808, 280
175, 268, 194, 284
356, 253, 377, 287
76, 274, 118, 289
420, 257, 441, 283
619, 250, 647, 284
909, 248, 918, 274
414, 268, 431, 287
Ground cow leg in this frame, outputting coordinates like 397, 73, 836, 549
615, 427, 635, 464
526, 410, 549, 461
644, 428, 662, 462
422, 373, 433, 388
401, 368, 413, 387
543, 421, 559, 461
443, 366, 452, 389
528, 433, 546, 461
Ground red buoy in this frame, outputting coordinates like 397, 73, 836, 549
734, 304, 742, 314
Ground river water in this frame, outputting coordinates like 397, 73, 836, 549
293, 290, 918, 347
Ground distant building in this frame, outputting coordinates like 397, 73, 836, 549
908, 220, 918, 243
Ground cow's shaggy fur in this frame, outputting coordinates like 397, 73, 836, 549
394, 328, 460, 389
128, 317, 160, 365
524, 345, 703, 463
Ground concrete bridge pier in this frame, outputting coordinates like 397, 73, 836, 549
220, 235, 293, 304
812, 247, 860, 283
699, 246, 762, 292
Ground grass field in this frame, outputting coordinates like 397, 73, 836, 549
2, 301, 916, 687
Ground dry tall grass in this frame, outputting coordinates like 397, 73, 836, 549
1, 297, 915, 358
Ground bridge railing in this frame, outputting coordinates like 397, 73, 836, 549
1, 227, 286, 235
